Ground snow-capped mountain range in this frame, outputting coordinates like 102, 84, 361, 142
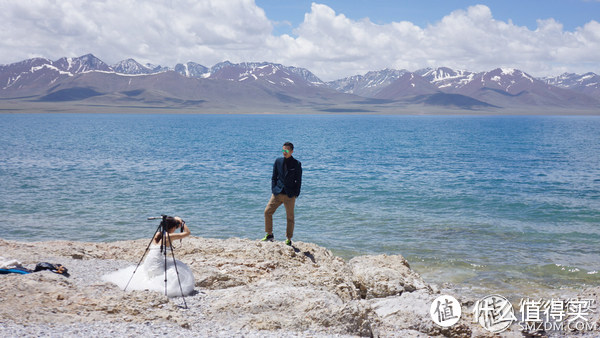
333, 67, 599, 99
0, 54, 325, 92
541, 72, 600, 97
330, 67, 599, 108
0, 53, 598, 112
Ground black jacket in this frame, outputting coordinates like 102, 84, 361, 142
272, 156, 302, 197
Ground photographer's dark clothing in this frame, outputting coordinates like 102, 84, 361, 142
271, 156, 302, 198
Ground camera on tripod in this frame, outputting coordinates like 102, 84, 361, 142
148, 215, 186, 234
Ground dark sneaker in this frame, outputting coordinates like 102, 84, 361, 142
285, 239, 292, 246
261, 233, 274, 242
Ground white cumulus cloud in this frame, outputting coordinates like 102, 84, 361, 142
0, 0, 273, 66
0, 1, 598, 81
274, 3, 600, 80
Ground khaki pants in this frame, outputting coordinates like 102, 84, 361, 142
264, 193, 296, 239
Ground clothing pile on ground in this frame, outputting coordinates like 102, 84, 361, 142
0, 257, 69, 277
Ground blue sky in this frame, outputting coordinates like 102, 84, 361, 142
1, 0, 599, 80
257, 0, 599, 33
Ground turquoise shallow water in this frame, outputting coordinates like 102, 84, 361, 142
1, 113, 599, 297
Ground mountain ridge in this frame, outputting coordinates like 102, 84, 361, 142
1, 53, 598, 113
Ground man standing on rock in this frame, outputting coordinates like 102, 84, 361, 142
262, 142, 302, 246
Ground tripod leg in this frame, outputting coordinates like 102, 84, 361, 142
124, 223, 162, 292
165, 232, 189, 309
163, 229, 168, 296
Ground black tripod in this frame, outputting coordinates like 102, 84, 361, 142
124, 215, 188, 309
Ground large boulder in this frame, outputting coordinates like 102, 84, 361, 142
349, 254, 430, 299
207, 280, 375, 335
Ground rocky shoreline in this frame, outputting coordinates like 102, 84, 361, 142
1, 237, 598, 337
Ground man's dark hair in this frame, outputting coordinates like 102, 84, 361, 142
283, 142, 294, 150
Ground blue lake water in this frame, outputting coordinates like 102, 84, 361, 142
1, 113, 599, 297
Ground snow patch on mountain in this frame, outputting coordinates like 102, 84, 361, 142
417, 67, 475, 91
206, 61, 324, 88
327, 68, 408, 96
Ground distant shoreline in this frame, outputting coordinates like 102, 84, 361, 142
1, 103, 599, 115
